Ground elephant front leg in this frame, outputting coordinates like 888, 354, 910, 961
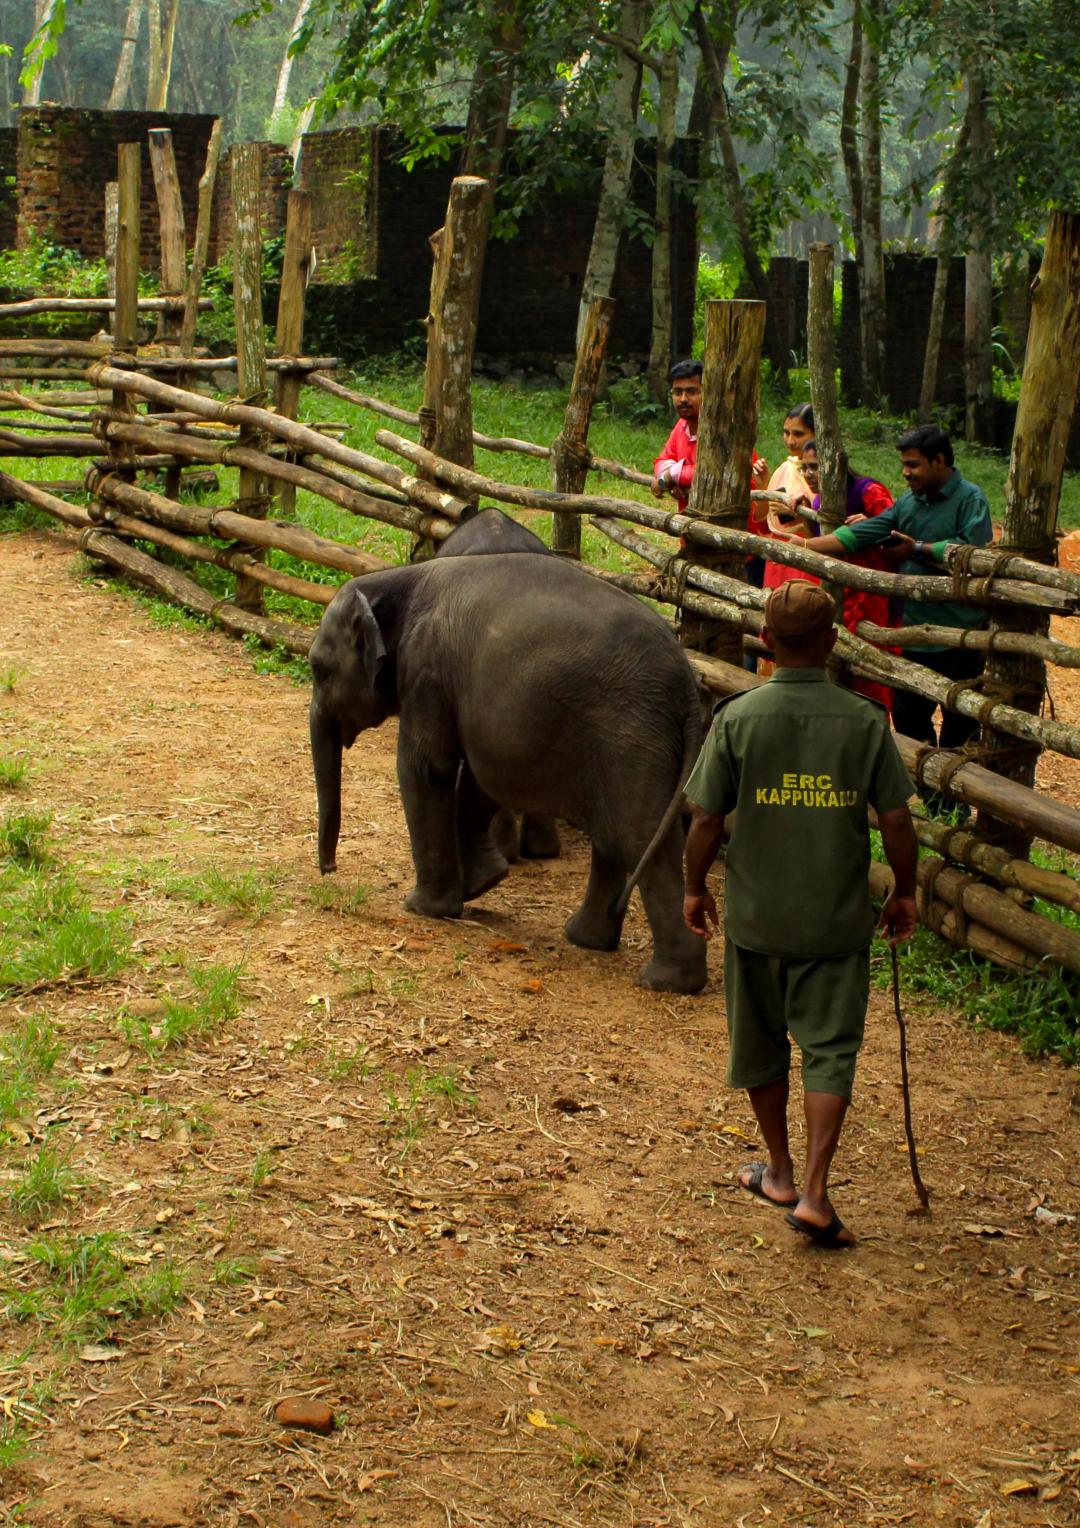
636, 830, 708, 995
565, 846, 625, 951
457, 765, 510, 902
398, 742, 465, 920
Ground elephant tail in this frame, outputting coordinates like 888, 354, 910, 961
611, 709, 698, 923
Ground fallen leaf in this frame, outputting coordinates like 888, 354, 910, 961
801, 1326, 829, 1340
80, 1343, 121, 1363
520, 979, 543, 993
527, 1409, 557, 1429
357, 1470, 398, 1490
244, 1320, 266, 1340
325, 1116, 346, 1131
483, 1323, 523, 1352
963, 1223, 1004, 1237
487, 939, 527, 954
1000, 1478, 1037, 1497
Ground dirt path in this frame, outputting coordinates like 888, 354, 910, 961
1, 527, 1078, 1528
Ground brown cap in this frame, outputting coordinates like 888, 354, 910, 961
764, 580, 835, 640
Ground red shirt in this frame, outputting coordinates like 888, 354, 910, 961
653, 421, 762, 515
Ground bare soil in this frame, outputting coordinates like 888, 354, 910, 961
2, 526, 1079, 1528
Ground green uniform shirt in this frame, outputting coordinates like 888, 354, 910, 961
832, 470, 993, 650
685, 669, 913, 959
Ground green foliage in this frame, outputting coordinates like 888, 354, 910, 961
0, 232, 110, 300
0, 809, 52, 868
0, 1423, 31, 1470
693, 254, 743, 355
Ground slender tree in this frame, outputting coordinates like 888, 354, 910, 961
108, 0, 145, 108
269, 0, 314, 135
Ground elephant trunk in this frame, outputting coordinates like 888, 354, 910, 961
310, 702, 343, 874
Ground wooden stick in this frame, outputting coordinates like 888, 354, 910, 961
0, 469, 93, 528
551, 295, 614, 556
869, 862, 1039, 972
230, 142, 270, 613
147, 127, 186, 344
273, 189, 313, 517
0, 296, 212, 318
890, 946, 931, 1213
807, 243, 847, 531
114, 143, 141, 355
180, 118, 223, 355
910, 810, 1080, 912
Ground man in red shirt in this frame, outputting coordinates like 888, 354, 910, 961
652, 360, 704, 509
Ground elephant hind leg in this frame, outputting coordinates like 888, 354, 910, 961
457, 765, 510, 902
565, 846, 625, 952
519, 814, 561, 859
489, 807, 520, 864
635, 830, 708, 994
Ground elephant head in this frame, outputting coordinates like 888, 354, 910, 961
309, 581, 389, 875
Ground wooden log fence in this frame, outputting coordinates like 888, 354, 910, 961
2, 156, 1077, 988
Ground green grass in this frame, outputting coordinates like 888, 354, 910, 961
158, 864, 278, 920
0, 1422, 31, 1469
0, 864, 131, 998
8, 1142, 81, 1220
0, 809, 52, 869
327, 1040, 376, 1081
0, 756, 29, 791
249, 1148, 277, 1190
0, 1015, 61, 1123
118, 961, 243, 1055
212, 1256, 257, 1287
383, 1063, 477, 1155
309, 880, 371, 914
0, 665, 25, 693
3, 1231, 184, 1344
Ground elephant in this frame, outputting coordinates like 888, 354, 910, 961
308, 553, 707, 994
435, 508, 561, 861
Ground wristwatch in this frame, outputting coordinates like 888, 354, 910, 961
914, 540, 926, 560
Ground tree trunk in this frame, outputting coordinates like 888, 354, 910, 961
230, 142, 270, 614
646, 49, 679, 401
273, 189, 314, 516
680, 300, 765, 662
918, 254, 950, 422
976, 210, 1080, 855
147, 129, 186, 343
108, 0, 145, 109
693, 6, 787, 384
461, 0, 521, 185
552, 295, 615, 555
964, 73, 994, 444
857, 0, 886, 408
156, 0, 181, 111
807, 244, 847, 531
269, 0, 314, 135
21, 0, 59, 107
577, 0, 647, 346
839, 4, 864, 278
146, 0, 163, 109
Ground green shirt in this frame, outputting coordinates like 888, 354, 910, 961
685, 669, 913, 959
832, 470, 993, 650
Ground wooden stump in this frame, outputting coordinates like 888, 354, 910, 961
230, 143, 270, 614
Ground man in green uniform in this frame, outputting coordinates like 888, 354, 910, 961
683, 582, 918, 1249
798, 424, 992, 747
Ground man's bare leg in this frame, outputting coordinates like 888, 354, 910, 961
792, 1090, 856, 1245
739, 1076, 798, 1205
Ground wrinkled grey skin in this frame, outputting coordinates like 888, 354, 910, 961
309, 554, 706, 993
435, 509, 560, 861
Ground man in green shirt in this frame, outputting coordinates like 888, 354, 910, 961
798, 425, 993, 748
684, 581, 918, 1249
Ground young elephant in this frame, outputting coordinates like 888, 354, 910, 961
435, 508, 560, 861
309, 554, 707, 994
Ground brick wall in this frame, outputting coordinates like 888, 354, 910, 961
15, 107, 218, 262
840, 254, 966, 414
296, 128, 377, 282
210, 141, 292, 263
0, 129, 17, 250
299, 126, 698, 362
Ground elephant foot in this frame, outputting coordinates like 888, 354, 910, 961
405, 886, 464, 920
637, 949, 708, 995
565, 905, 622, 952
489, 808, 520, 864
519, 815, 561, 860
463, 849, 510, 903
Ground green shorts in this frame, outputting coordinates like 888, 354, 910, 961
723, 936, 870, 1101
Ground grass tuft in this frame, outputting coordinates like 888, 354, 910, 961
0, 809, 52, 868
9, 1142, 81, 1220
3, 1232, 184, 1344
0, 865, 131, 998
0, 1014, 61, 1123
119, 961, 243, 1055
160, 864, 278, 920
0, 756, 28, 791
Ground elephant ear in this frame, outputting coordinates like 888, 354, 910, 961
347, 585, 386, 675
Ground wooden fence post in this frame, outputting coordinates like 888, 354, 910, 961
147, 128, 185, 345
680, 298, 765, 662
114, 144, 141, 356
551, 295, 615, 556
416, 174, 488, 554
104, 182, 119, 335
230, 142, 269, 614
807, 243, 847, 532
273, 189, 313, 518
976, 209, 1080, 855
180, 119, 222, 356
